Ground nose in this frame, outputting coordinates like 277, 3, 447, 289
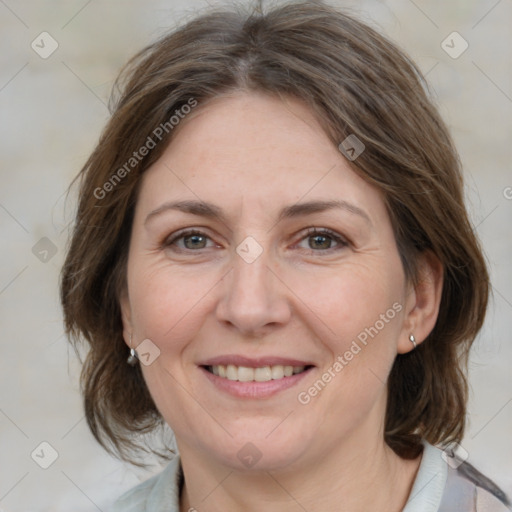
215, 246, 292, 337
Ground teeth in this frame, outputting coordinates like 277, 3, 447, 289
209, 364, 306, 381
271, 365, 284, 379
238, 366, 255, 382
226, 364, 238, 380
254, 366, 272, 382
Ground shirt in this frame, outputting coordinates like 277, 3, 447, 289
110, 441, 511, 511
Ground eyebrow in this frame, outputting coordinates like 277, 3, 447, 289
144, 199, 372, 226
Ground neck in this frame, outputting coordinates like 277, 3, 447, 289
178, 426, 421, 512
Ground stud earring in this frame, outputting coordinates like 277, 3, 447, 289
127, 334, 138, 366
409, 334, 417, 350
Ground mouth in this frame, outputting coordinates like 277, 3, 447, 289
198, 356, 315, 398
203, 364, 313, 382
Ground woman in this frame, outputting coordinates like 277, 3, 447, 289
60, 2, 511, 510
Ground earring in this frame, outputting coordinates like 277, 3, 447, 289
127, 334, 138, 366
409, 334, 417, 350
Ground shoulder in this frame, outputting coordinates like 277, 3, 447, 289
404, 442, 511, 512
441, 454, 511, 512
424, 442, 511, 512
109, 455, 183, 512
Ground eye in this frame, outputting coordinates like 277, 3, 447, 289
295, 227, 348, 253
162, 227, 348, 254
163, 229, 216, 251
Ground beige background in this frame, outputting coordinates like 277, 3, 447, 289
0, 0, 511, 510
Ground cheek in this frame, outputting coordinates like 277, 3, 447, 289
128, 260, 215, 351
287, 260, 405, 414
294, 265, 403, 425
284, 260, 404, 344
127, 262, 216, 429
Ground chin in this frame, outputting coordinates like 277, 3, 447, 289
192, 427, 312, 472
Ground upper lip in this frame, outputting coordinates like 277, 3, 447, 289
199, 355, 315, 368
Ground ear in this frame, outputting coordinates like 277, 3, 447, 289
119, 287, 133, 349
397, 250, 444, 354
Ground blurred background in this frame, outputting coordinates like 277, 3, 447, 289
0, 0, 511, 510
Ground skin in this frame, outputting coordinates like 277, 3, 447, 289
120, 91, 443, 511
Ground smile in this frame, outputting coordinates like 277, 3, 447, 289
205, 364, 310, 382
200, 362, 314, 399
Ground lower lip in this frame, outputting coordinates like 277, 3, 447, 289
199, 366, 313, 399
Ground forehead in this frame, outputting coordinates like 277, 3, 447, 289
135, 92, 385, 222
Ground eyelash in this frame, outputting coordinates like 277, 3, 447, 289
162, 227, 349, 255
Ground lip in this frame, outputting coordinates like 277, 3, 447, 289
199, 365, 314, 399
198, 355, 314, 367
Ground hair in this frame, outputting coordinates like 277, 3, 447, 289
60, 0, 489, 464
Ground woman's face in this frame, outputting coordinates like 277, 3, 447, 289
121, 92, 419, 471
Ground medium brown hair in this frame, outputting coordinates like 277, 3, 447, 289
60, 0, 489, 463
